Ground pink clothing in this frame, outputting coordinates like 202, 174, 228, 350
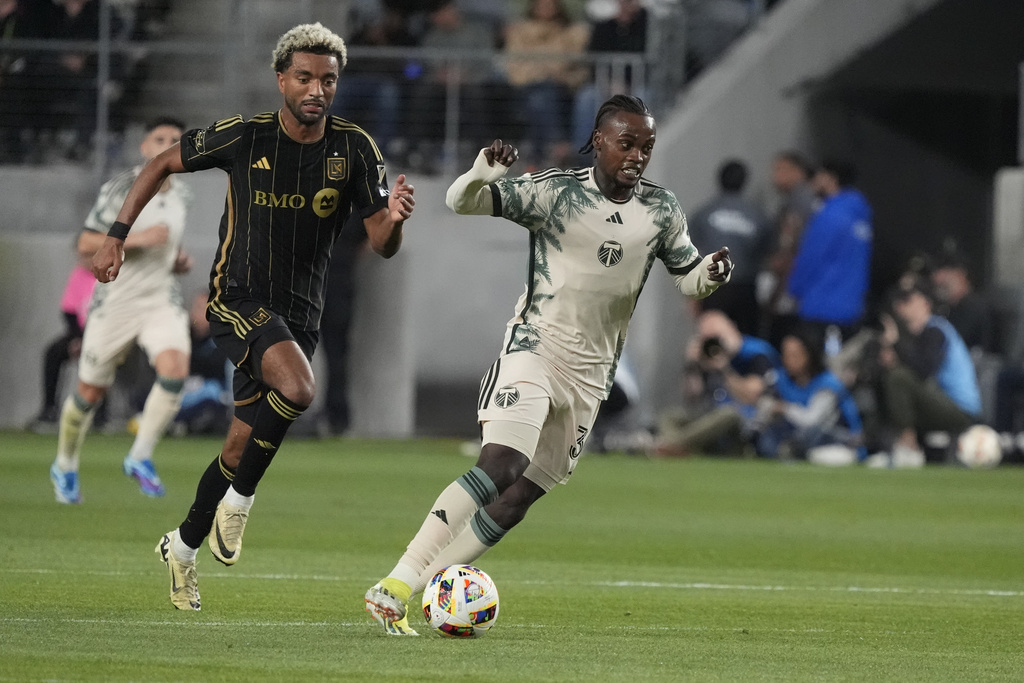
60, 264, 97, 329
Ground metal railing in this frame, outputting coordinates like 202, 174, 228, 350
0, 0, 769, 182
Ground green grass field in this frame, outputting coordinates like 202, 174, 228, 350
2, 431, 1022, 682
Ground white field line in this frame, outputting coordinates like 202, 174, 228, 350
3, 567, 1022, 598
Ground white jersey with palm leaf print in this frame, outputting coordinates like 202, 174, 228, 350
489, 166, 702, 398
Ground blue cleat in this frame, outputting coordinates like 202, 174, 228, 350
50, 461, 81, 504
123, 456, 166, 497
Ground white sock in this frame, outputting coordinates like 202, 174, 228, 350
128, 378, 183, 462
55, 393, 97, 472
389, 477, 483, 586
223, 485, 254, 511
172, 529, 198, 561
413, 509, 506, 594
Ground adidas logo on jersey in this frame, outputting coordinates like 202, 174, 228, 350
605, 211, 623, 224
252, 157, 271, 170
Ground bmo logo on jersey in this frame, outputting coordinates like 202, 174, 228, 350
598, 240, 623, 267
252, 188, 340, 218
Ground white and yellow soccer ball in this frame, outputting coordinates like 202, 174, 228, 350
955, 424, 1003, 469
421, 564, 499, 638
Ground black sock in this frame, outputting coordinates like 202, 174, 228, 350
231, 390, 305, 497
179, 455, 236, 548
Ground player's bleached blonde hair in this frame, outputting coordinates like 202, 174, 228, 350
271, 22, 348, 73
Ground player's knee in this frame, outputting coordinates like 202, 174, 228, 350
477, 443, 530, 492
276, 374, 316, 409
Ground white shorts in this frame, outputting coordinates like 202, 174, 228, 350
477, 352, 602, 491
79, 298, 190, 387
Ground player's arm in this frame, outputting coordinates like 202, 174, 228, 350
91, 144, 186, 283
78, 222, 169, 257
363, 173, 414, 259
674, 247, 733, 299
445, 139, 518, 215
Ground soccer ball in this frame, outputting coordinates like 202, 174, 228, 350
955, 424, 1002, 469
421, 564, 499, 638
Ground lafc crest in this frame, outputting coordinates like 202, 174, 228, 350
327, 157, 347, 180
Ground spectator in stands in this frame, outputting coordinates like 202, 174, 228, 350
688, 159, 772, 335
787, 159, 872, 343
405, 0, 501, 172
0, 0, 49, 162
752, 324, 866, 463
760, 150, 816, 346
570, 0, 648, 166
930, 250, 994, 354
654, 310, 778, 457
503, 0, 590, 170
872, 278, 981, 467
27, 260, 96, 432
330, 5, 418, 159
30, 0, 117, 160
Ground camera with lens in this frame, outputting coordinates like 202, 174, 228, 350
701, 336, 724, 359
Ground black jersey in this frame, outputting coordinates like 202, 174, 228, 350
179, 111, 390, 330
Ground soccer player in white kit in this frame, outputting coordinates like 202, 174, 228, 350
366, 95, 734, 634
49, 118, 193, 504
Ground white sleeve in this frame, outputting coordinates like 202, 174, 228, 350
673, 253, 731, 299
445, 148, 512, 215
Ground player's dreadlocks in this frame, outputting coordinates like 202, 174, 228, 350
578, 94, 652, 155
272, 22, 348, 73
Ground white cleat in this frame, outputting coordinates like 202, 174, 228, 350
364, 582, 418, 636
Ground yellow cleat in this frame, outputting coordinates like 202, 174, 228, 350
156, 531, 200, 611
209, 500, 248, 566
364, 581, 418, 636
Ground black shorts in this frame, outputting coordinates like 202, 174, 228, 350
207, 296, 318, 424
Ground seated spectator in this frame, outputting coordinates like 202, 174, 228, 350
654, 310, 778, 457
405, 0, 502, 173
688, 159, 772, 336
872, 278, 982, 467
503, 0, 590, 170
330, 4, 418, 160
930, 250, 994, 354
751, 325, 866, 463
25, 0, 130, 161
0, 0, 47, 162
571, 0, 648, 166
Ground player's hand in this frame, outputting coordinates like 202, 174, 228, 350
92, 236, 124, 283
389, 173, 415, 222
484, 139, 518, 168
708, 247, 732, 282
173, 249, 194, 274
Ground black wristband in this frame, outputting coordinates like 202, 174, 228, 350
107, 221, 131, 241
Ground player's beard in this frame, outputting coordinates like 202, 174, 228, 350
285, 95, 327, 126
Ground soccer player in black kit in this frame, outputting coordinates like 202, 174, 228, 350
91, 23, 415, 610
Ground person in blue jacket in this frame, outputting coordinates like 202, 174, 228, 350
787, 159, 872, 340
753, 325, 866, 462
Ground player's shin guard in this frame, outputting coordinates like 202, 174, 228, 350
178, 454, 235, 549
389, 467, 499, 589
230, 390, 305, 497
414, 508, 507, 594
56, 392, 98, 471
128, 376, 185, 462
